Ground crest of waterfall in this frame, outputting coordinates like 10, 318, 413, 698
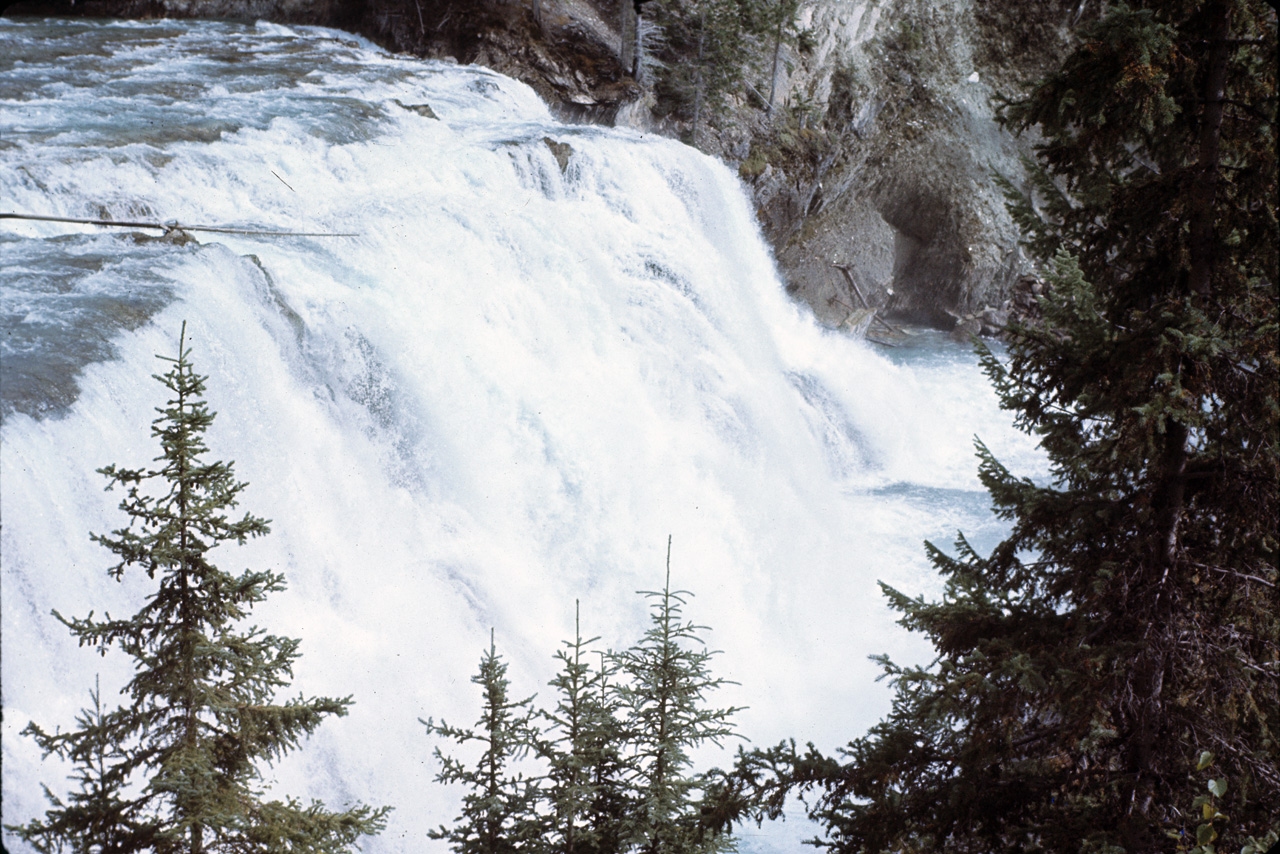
1, 18, 1044, 852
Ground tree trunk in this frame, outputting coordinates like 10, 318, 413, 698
1187, 1, 1230, 297
692, 6, 705, 147
767, 14, 782, 115
632, 6, 644, 81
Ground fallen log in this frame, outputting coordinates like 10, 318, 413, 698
1, 212, 358, 238
832, 263, 904, 335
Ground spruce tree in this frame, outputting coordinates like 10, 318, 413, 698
727, 2, 1278, 851
13, 679, 154, 854
538, 604, 629, 854
9, 323, 388, 854
649, 0, 750, 121
612, 539, 742, 854
425, 630, 544, 854
741, 0, 800, 113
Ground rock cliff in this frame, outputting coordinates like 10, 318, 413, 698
3, 0, 1080, 328
736, 0, 1080, 327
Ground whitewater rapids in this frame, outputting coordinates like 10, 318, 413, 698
0, 18, 1043, 852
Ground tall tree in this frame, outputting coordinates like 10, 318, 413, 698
425, 630, 544, 854
613, 539, 742, 854
9, 323, 388, 854
727, 2, 1278, 851
741, 0, 800, 114
538, 603, 629, 854
648, 0, 748, 122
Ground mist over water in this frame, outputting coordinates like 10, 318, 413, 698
1, 18, 1044, 852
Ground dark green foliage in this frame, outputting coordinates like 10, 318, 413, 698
8, 324, 388, 854
646, 0, 800, 130
612, 540, 742, 854
538, 604, 629, 854
427, 542, 741, 854
647, 0, 744, 121
14, 680, 156, 854
992, 156, 1073, 261
1001, 1, 1279, 308
424, 631, 544, 854
726, 2, 1278, 851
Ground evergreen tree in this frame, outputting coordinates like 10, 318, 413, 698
741, 0, 800, 114
649, 0, 747, 117
644, 0, 806, 143
612, 539, 742, 854
9, 323, 388, 854
425, 544, 747, 854
727, 2, 1278, 851
425, 630, 544, 854
13, 679, 155, 854
538, 604, 629, 854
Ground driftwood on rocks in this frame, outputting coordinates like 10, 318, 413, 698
832, 263, 905, 337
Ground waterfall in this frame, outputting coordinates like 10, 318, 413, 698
0, 18, 1043, 852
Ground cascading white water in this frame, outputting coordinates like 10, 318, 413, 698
1, 18, 1044, 852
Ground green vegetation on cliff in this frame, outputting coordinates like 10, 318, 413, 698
644, 0, 801, 123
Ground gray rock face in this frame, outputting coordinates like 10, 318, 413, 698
728, 0, 1078, 328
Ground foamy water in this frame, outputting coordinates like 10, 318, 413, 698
1, 18, 1044, 852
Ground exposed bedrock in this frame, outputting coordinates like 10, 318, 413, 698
729, 0, 1079, 327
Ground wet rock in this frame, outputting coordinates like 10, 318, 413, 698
980, 306, 1009, 336
694, 0, 1078, 329
392, 99, 438, 119
132, 228, 198, 247
543, 137, 573, 172
1007, 274, 1048, 328
950, 315, 982, 342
